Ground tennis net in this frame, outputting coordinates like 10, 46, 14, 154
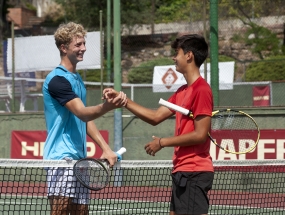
0, 159, 285, 215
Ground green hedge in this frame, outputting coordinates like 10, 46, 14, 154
245, 56, 285, 81
128, 57, 173, 83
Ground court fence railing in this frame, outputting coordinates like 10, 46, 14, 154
0, 76, 285, 112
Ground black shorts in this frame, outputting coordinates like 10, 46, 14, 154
170, 171, 214, 214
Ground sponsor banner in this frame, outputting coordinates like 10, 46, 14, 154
7, 32, 101, 73
152, 62, 235, 92
10, 130, 108, 159
252, 85, 270, 106
3, 40, 36, 87
10, 129, 285, 160
152, 66, 186, 92
210, 129, 285, 160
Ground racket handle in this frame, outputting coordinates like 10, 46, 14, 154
115, 147, 127, 161
159, 98, 190, 116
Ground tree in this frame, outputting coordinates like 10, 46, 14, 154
245, 24, 281, 59
120, 1, 152, 34
155, 0, 204, 23
39, 1, 65, 27
52, 0, 208, 30
0, 0, 12, 52
54, 0, 106, 30
222, 0, 284, 59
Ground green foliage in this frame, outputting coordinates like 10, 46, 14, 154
77, 60, 112, 83
231, 23, 284, 59
155, 0, 192, 23
245, 56, 285, 81
231, 34, 244, 43
25, 3, 36, 12
225, 0, 284, 59
77, 69, 108, 83
218, 55, 235, 62
0, 0, 13, 42
54, 0, 106, 30
245, 24, 280, 59
41, 16, 65, 27
232, 24, 281, 60
40, 3, 66, 27
206, 55, 235, 63
128, 58, 173, 83
121, 1, 152, 25
226, 0, 285, 20
42, 0, 285, 36
51, 0, 208, 29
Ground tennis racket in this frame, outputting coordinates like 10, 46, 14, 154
73, 147, 126, 191
159, 98, 260, 154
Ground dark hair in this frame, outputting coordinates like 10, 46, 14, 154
171, 34, 208, 67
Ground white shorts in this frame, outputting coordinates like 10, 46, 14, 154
46, 167, 90, 205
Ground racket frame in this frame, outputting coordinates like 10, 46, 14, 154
73, 147, 126, 191
73, 158, 110, 191
209, 109, 260, 154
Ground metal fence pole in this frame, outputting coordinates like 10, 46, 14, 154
210, 0, 219, 106
113, 0, 123, 152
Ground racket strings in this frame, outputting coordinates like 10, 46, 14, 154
210, 110, 259, 153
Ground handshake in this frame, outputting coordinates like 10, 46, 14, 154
101, 88, 128, 109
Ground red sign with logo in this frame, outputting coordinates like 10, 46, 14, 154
10, 130, 108, 159
252, 85, 270, 106
210, 129, 285, 160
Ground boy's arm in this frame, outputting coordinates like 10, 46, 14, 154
65, 90, 127, 122
125, 99, 173, 125
145, 115, 211, 156
86, 121, 117, 167
103, 88, 173, 125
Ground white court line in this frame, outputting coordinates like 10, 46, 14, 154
0, 201, 40, 205
88, 208, 168, 214
210, 204, 285, 212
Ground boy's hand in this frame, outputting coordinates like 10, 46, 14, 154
102, 88, 119, 100
102, 88, 127, 107
100, 150, 117, 167
145, 136, 163, 156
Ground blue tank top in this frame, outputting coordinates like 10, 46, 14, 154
42, 65, 87, 160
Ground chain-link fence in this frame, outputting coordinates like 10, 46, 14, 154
1, 0, 285, 110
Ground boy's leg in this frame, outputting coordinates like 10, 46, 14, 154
48, 196, 71, 215
70, 202, 89, 215
170, 172, 214, 215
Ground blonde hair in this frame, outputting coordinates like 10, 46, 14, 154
54, 22, 87, 48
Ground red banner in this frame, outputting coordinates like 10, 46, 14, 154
252, 85, 270, 106
11, 129, 285, 160
10, 130, 108, 159
210, 129, 285, 160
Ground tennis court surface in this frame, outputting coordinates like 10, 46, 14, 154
0, 159, 285, 214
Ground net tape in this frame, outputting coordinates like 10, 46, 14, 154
0, 159, 284, 167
